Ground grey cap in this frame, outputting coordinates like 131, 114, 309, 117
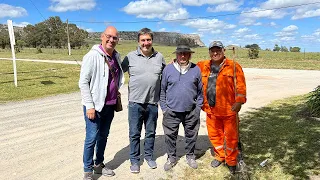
173, 45, 195, 54
209, 41, 224, 49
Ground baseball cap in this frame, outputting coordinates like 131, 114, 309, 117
209, 41, 224, 49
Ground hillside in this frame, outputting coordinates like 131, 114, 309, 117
0, 24, 205, 47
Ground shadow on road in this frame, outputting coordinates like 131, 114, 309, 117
105, 134, 211, 170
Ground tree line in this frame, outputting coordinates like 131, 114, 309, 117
0, 16, 88, 50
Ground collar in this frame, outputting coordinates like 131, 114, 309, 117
136, 47, 157, 57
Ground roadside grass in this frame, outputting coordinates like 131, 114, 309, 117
0, 60, 80, 103
183, 95, 320, 180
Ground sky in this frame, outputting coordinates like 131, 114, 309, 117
1, 0, 320, 52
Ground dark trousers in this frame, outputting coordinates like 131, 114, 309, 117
162, 108, 200, 161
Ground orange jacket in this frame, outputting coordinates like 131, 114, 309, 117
197, 58, 246, 116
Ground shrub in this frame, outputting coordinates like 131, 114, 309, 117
248, 47, 259, 59
306, 85, 320, 117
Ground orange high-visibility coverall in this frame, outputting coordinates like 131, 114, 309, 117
197, 58, 246, 166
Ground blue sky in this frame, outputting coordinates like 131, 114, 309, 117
1, 0, 320, 52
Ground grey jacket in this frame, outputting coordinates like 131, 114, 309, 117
79, 44, 125, 112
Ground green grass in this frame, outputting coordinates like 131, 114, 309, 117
0, 60, 80, 103
183, 95, 320, 180
0, 41, 320, 102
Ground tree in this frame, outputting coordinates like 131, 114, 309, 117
248, 48, 259, 59
22, 16, 88, 49
280, 46, 288, 52
0, 29, 9, 49
273, 44, 280, 51
245, 43, 260, 49
290, 46, 301, 52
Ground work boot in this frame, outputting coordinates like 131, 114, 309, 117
83, 172, 93, 180
94, 163, 115, 177
227, 164, 236, 175
211, 159, 223, 168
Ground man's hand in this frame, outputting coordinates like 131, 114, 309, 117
231, 102, 242, 112
86, 108, 96, 120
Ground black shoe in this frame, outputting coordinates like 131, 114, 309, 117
211, 159, 223, 168
226, 164, 236, 174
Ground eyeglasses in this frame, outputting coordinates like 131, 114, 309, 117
104, 34, 118, 41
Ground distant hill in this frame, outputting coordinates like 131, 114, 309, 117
89, 31, 205, 47
0, 24, 205, 47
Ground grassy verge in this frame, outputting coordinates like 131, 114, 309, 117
182, 95, 320, 179
0, 60, 80, 103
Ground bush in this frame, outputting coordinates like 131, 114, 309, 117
36, 47, 43, 54
248, 47, 259, 59
306, 85, 320, 117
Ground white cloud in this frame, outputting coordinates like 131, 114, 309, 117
49, 0, 96, 12
158, 28, 166, 32
254, 22, 262, 26
280, 36, 295, 41
270, 22, 276, 26
211, 29, 223, 34
86, 28, 94, 32
260, 0, 319, 9
179, 0, 233, 6
274, 31, 296, 37
207, 1, 243, 12
13, 22, 30, 27
313, 29, 320, 36
122, 0, 173, 19
292, 8, 320, 20
234, 27, 250, 34
163, 8, 189, 20
0, 4, 27, 18
282, 25, 298, 32
239, 18, 256, 25
260, 0, 320, 20
241, 7, 287, 19
183, 18, 236, 31
243, 34, 261, 40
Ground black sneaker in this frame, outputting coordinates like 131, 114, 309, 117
227, 164, 236, 174
211, 159, 223, 168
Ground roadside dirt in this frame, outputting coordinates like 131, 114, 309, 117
1, 68, 320, 180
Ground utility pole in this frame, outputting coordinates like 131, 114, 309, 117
66, 19, 71, 55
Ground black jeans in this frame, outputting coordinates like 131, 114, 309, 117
162, 108, 200, 161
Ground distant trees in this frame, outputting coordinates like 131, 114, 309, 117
290, 46, 301, 52
23, 16, 88, 49
245, 43, 260, 50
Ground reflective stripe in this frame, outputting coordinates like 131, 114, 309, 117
226, 146, 238, 152
236, 94, 245, 97
215, 145, 224, 150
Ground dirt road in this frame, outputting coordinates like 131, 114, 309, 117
1, 68, 320, 180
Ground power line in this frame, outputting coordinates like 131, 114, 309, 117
69, 1, 320, 24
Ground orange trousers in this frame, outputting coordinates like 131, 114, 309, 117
206, 114, 238, 166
